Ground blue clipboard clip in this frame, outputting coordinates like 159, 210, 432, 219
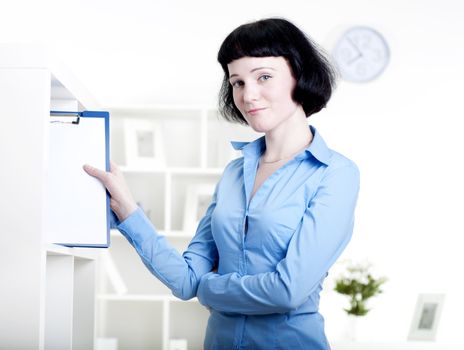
50, 111, 81, 125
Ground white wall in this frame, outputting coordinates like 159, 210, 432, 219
313, 2, 464, 343
1, 0, 463, 344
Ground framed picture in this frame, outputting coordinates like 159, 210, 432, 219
408, 293, 445, 341
182, 183, 216, 234
169, 339, 187, 350
124, 119, 165, 170
95, 337, 118, 350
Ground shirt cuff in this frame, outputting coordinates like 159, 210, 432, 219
197, 271, 216, 306
117, 207, 158, 242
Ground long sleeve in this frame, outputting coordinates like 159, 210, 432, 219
196, 162, 360, 315
117, 186, 219, 300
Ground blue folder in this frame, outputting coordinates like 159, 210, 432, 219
48, 111, 111, 248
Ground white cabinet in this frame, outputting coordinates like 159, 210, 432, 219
45, 246, 98, 350
0, 44, 101, 349
96, 107, 259, 350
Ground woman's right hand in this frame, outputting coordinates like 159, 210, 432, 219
83, 161, 138, 222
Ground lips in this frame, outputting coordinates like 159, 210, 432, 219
246, 107, 266, 115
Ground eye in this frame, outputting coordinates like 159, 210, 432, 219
259, 74, 272, 82
231, 80, 244, 88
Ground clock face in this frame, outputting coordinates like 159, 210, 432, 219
332, 26, 390, 83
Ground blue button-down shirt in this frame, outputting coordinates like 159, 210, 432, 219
117, 125, 360, 350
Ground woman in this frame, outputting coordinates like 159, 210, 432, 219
85, 17, 360, 350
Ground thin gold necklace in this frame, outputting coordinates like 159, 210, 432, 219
260, 154, 296, 164
260, 141, 312, 164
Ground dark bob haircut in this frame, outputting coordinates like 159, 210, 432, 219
217, 18, 337, 124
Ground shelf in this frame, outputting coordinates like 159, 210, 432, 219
99, 298, 164, 349
45, 243, 100, 260
120, 166, 224, 175
98, 294, 198, 303
97, 294, 206, 350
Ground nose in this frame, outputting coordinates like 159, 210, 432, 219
242, 82, 259, 104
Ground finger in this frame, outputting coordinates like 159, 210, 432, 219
83, 164, 107, 181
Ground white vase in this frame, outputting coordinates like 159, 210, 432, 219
344, 314, 358, 341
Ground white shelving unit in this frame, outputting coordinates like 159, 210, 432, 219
96, 107, 259, 350
45, 245, 98, 349
0, 44, 101, 349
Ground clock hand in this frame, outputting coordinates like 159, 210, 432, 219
347, 53, 362, 65
346, 36, 363, 57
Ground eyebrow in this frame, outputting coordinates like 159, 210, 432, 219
229, 66, 276, 79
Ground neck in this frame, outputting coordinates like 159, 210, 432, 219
262, 107, 313, 163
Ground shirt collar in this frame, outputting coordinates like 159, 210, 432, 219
304, 125, 331, 165
230, 125, 332, 166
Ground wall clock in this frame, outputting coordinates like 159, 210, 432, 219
332, 26, 390, 83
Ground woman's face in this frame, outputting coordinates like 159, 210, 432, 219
228, 56, 300, 134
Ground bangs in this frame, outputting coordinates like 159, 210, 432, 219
218, 21, 292, 68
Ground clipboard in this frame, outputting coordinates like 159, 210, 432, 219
46, 111, 110, 247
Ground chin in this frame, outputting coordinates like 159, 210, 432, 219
249, 119, 285, 134
248, 123, 272, 134
245, 117, 274, 134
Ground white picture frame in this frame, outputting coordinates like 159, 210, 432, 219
408, 293, 445, 341
95, 337, 118, 350
124, 119, 165, 170
169, 339, 187, 350
182, 184, 216, 234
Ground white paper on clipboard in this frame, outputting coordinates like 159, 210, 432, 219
45, 112, 110, 247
